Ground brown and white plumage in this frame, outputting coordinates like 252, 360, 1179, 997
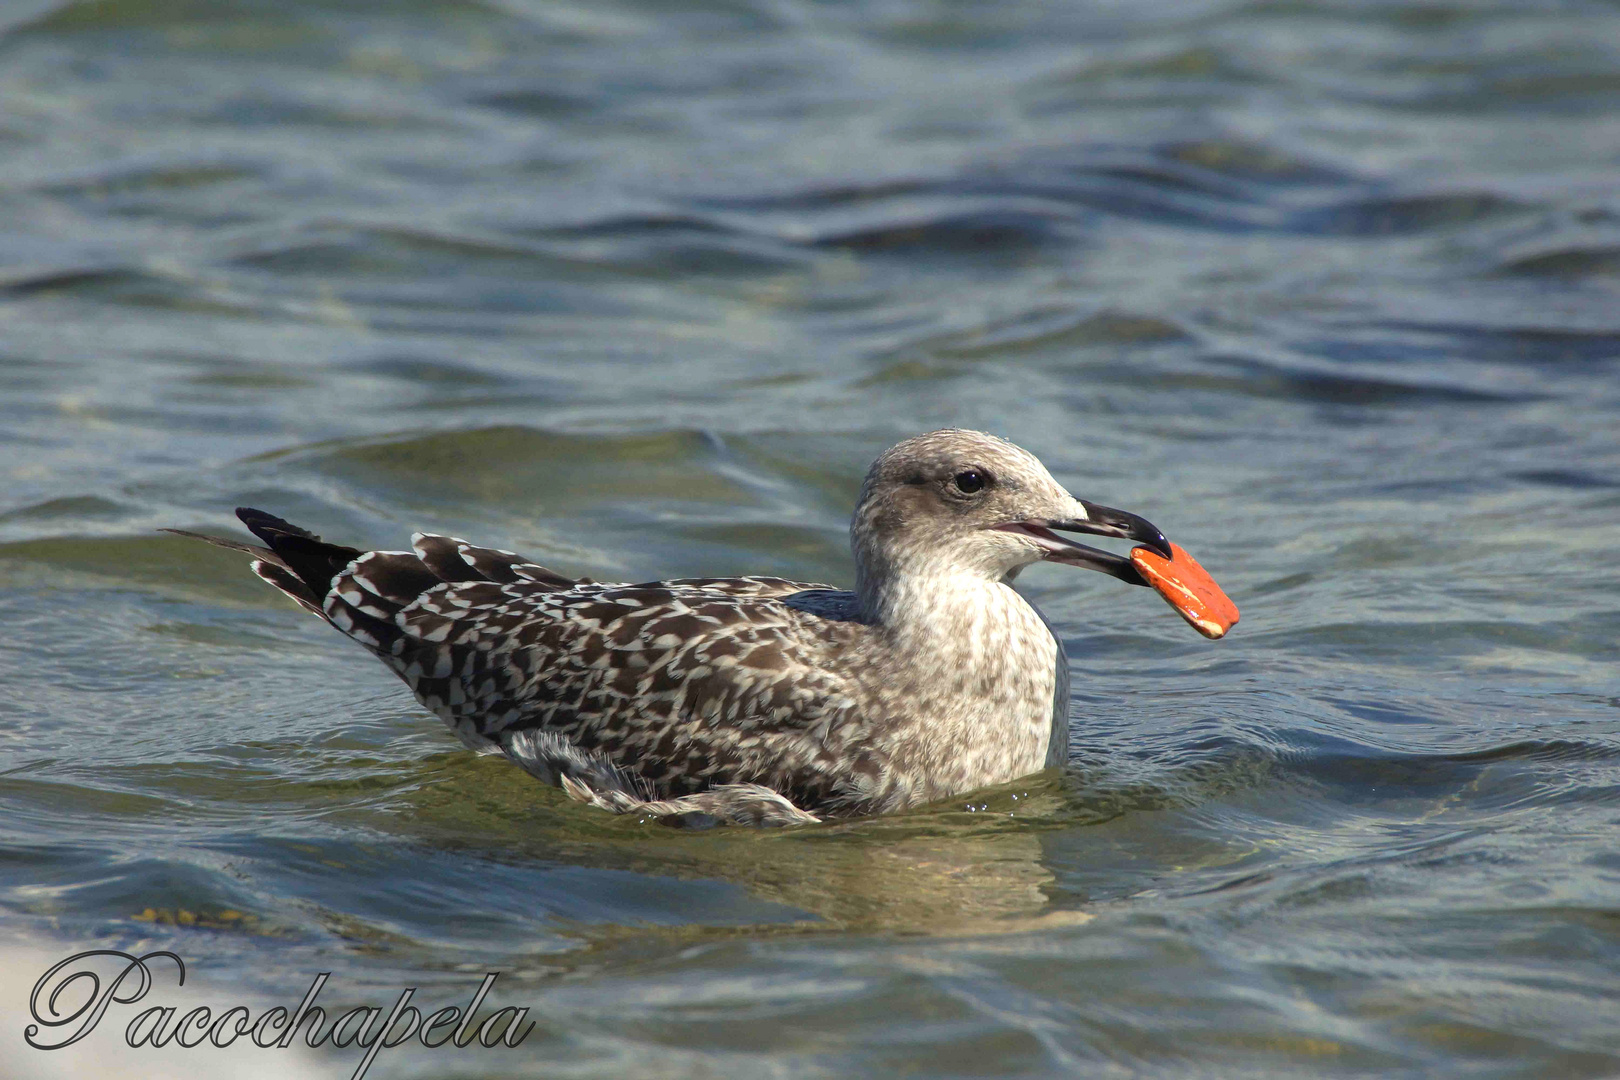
171, 430, 1175, 826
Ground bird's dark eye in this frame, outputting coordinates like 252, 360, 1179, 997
953, 469, 986, 494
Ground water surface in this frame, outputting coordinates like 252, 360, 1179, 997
3, 0, 1619, 1076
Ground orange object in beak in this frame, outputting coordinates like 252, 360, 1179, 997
1129, 542, 1239, 640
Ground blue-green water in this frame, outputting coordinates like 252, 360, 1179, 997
3, 1, 1619, 1076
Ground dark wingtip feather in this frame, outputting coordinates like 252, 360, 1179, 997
160, 526, 269, 560
161, 526, 325, 613
236, 507, 321, 544
231, 508, 361, 605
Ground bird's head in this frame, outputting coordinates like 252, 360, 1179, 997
851, 429, 1170, 603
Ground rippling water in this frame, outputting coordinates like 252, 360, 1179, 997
3, 0, 1619, 1076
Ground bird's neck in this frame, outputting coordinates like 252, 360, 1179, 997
858, 563, 1021, 648
850, 563, 1065, 805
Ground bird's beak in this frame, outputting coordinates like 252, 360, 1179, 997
991, 501, 1171, 586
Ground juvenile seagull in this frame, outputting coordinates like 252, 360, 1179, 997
173, 429, 1173, 826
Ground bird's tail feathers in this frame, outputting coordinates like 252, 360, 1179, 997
162, 507, 362, 618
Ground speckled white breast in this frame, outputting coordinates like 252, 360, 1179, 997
857, 576, 1064, 805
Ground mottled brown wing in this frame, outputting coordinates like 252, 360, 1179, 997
322, 536, 862, 802
657, 576, 832, 599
